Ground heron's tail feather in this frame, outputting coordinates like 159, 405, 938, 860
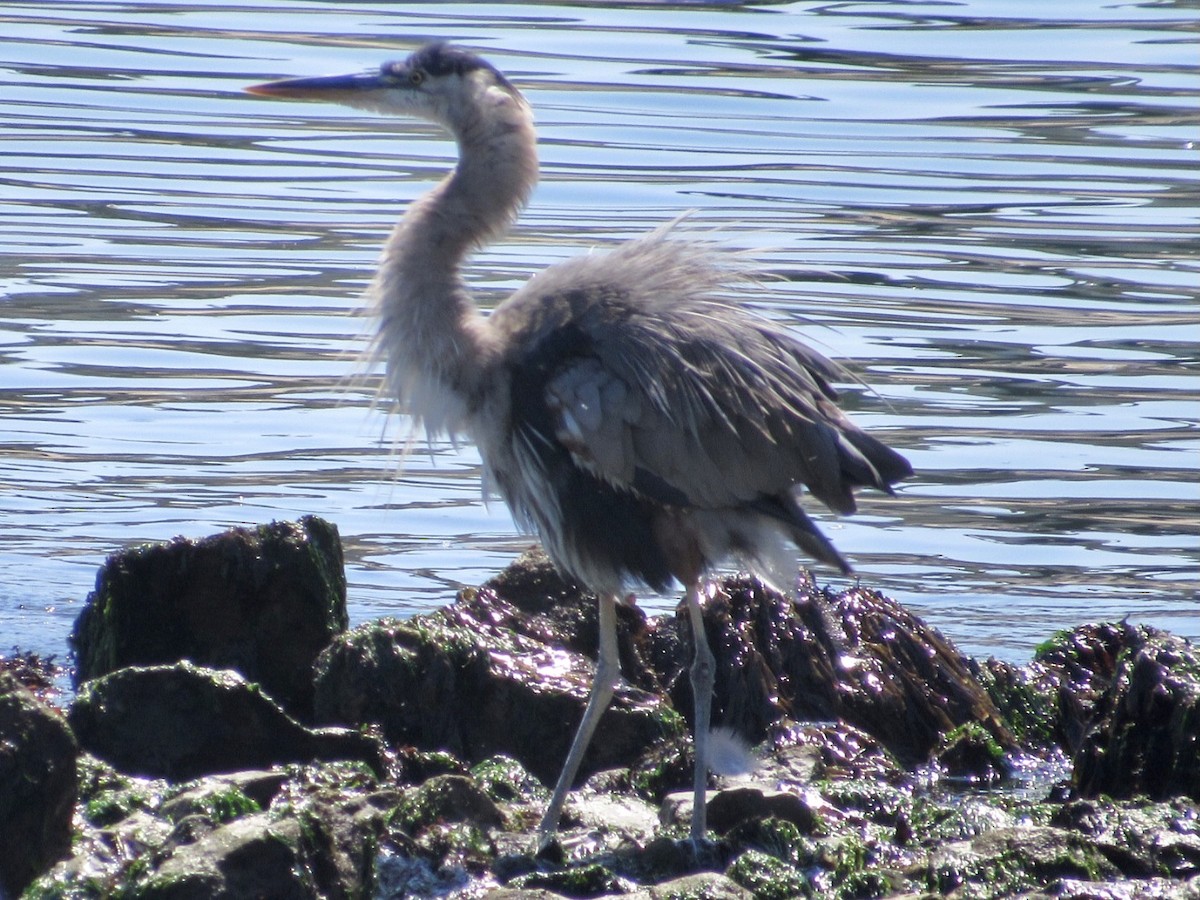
751, 492, 852, 575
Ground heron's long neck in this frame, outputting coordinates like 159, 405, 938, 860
373, 104, 537, 435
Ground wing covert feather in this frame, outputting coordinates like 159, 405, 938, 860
548, 314, 873, 515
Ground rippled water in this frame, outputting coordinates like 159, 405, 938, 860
1, 0, 1197, 665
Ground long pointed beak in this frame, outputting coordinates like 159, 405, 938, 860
245, 71, 387, 102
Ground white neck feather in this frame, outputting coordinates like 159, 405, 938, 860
370, 83, 537, 437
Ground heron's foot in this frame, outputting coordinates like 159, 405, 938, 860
685, 833, 720, 868
535, 803, 565, 854
533, 826, 564, 861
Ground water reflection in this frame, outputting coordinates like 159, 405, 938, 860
0, 0, 1196, 664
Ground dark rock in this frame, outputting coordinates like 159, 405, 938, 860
936, 722, 1011, 785
706, 786, 818, 834
68, 661, 385, 781
269, 775, 399, 900
653, 575, 1014, 765
470, 754, 549, 805
771, 718, 903, 784
313, 589, 680, 789
614, 834, 726, 885
391, 774, 505, 835
1033, 621, 1151, 755
0, 672, 78, 898
569, 790, 660, 846
158, 775, 269, 825
973, 655, 1061, 752
1048, 877, 1200, 900
1049, 798, 1200, 879
74, 752, 169, 830
927, 824, 1121, 896
726, 848, 808, 899
35, 760, 395, 899
628, 731, 694, 804
71, 516, 347, 720
1073, 629, 1200, 802
318, 557, 1011, 807
0, 649, 68, 707
646, 871, 753, 899
484, 548, 665, 695
394, 746, 470, 784
662, 768, 824, 845
43, 520, 1200, 898
513, 861, 627, 897
137, 812, 313, 899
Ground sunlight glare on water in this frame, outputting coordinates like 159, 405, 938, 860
1, 0, 1197, 665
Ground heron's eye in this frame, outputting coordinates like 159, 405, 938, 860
408, 69, 426, 86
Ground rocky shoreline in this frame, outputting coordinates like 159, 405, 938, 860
3, 516, 1199, 899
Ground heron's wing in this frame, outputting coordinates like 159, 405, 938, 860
544, 308, 906, 518
493, 230, 910, 524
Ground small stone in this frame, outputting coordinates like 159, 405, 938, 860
646, 871, 753, 899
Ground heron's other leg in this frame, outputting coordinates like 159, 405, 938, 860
537, 592, 620, 848
686, 579, 714, 841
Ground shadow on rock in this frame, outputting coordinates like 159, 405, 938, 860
0, 672, 77, 898
69, 661, 386, 781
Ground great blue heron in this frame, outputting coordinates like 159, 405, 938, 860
247, 43, 911, 847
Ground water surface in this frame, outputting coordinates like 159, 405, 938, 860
1, 0, 1197, 665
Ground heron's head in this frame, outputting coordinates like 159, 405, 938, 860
246, 43, 528, 135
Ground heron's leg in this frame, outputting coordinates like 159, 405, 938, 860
537, 592, 620, 848
686, 579, 714, 841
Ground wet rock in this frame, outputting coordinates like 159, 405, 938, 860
73, 752, 172, 836
1074, 629, 1200, 802
1033, 621, 1150, 755
628, 731, 695, 805
973, 655, 1061, 753
471, 754, 550, 806
137, 802, 392, 900
936, 722, 1012, 786
138, 812, 310, 899
705, 786, 819, 834
0, 649, 68, 707
71, 516, 347, 720
268, 769, 400, 900
513, 860, 628, 897
926, 824, 1121, 897
38, 519, 1200, 898
659, 738, 831, 838
655, 575, 1014, 765
68, 661, 385, 781
313, 589, 680, 789
157, 773, 272, 825
34, 760, 395, 899
772, 718, 903, 784
392, 774, 506, 835
569, 791, 660, 845
1046, 877, 1200, 900
484, 549, 666, 694
1050, 797, 1200, 880
726, 848, 808, 899
643, 871, 753, 899
0, 672, 78, 898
